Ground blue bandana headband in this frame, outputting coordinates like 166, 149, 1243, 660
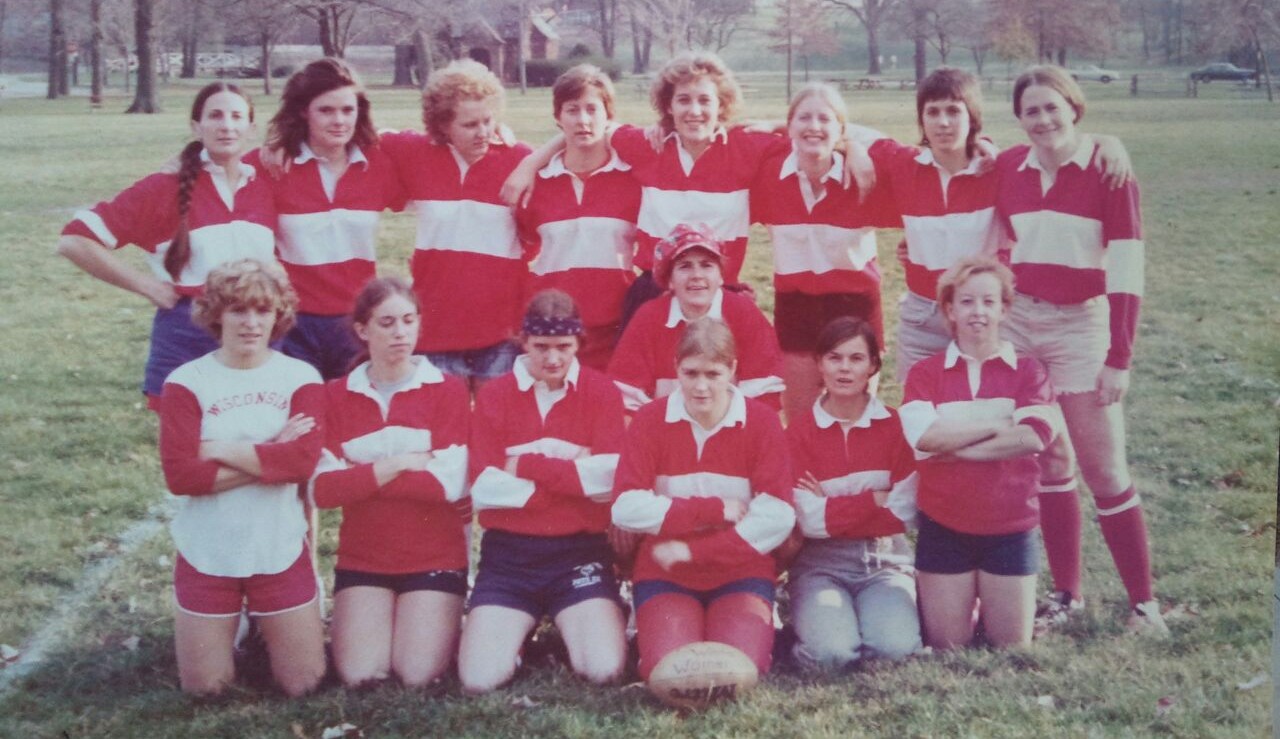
522, 314, 584, 337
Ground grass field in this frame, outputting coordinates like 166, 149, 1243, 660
0, 74, 1276, 737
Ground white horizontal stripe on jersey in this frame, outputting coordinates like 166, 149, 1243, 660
735, 493, 795, 554
655, 471, 752, 502
342, 426, 434, 464
818, 469, 892, 497
1008, 210, 1105, 269
277, 209, 380, 266
611, 489, 672, 535
470, 466, 536, 510
506, 437, 588, 461
637, 188, 750, 241
576, 453, 620, 503
532, 217, 637, 275
1104, 239, 1145, 296
72, 209, 119, 248
901, 207, 998, 269
770, 222, 878, 274
792, 488, 831, 538
412, 199, 519, 259
149, 221, 276, 288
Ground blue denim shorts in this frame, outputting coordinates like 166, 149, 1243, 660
632, 577, 776, 610
423, 340, 519, 381
468, 530, 620, 618
144, 298, 220, 399
282, 312, 362, 381
914, 513, 1041, 577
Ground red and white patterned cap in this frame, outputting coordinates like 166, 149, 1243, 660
653, 223, 724, 288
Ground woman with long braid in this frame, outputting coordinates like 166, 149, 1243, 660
56, 83, 276, 409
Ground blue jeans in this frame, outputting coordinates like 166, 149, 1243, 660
788, 537, 921, 670
282, 312, 362, 381
144, 299, 219, 398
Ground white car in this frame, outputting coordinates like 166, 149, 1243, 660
1069, 64, 1119, 83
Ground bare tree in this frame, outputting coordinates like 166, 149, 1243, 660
1197, 0, 1278, 100
628, 0, 654, 72
766, 0, 836, 98
90, 0, 103, 105
48, 0, 67, 99
821, 0, 897, 74
986, 0, 1118, 66
595, 0, 619, 57
292, 0, 363, 57
227, 0, 301, 95
125, 0, 159, 112
687, 0, 756, 51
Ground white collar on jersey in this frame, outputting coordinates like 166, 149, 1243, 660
664, 384, 748, 430
913, 146, 983, 176
513, 354, 581, 392
347, 356, 446, 400
295, 141, 369, 169
944, 340, 1018, 370
1017, 134, 1096, 173
199, 147, 256, 180
538, 149, 631, 179
665, 288, 726, 328
663, 126, 730, 147
812, 393, 890, 430
778, 147, 844, 183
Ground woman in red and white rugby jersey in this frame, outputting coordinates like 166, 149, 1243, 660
995, 66, 1165, 635
461, 290, 628, 693
158, 259, 325, 696
310, 278, 470, 687
57, 83, 275, 410
612, 319, 795, 679
255, 58, 404, 380
379, 59, 532, 392
751, 82, 898, 422
787, 316, 921, 669
516, 65, 640, 370
608, 224, 784, 412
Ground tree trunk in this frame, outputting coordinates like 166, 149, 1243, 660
866, 20, 881, 75
597, 0, 616, 58
90, 0, 102, 105
47, 0, 63, 99
630, 7, 644, 73
393, 44, 415, 86
912, 2, 926, 83
413, 29, 432, 87
261, 31, 272, 96
972, 46, 985, 76
126, 0, 159, 113
318, 13, 335, 57
0, 0, 7, 75
1056, 47, 1066, 67
181, 7, 198, 78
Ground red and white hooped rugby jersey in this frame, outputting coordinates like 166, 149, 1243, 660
869, 138, 1001, 301
607, 289, 785, 411
752, 147, 895, 297
516, 150, 640, 329
611, 388, 795, 591
996, 141, 1145, 369
610, 124, 785, 283
249, 144, 404, 316
469, 358, 626, 537
311, 358, 471, 574
899, 341, 1059, 535
787, 395, 918, 542
62, 153, 276, 296
381, 131, 532, 352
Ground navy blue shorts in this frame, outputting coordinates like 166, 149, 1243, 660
333, 567, 467, 596
468, 530, 621, 618
283, 312, 362, 381
914, 513, 1041, 577
423, 340, 519, 381
632, 577, 776, 610
144, 298, 220, 398
774, 290, 883, 354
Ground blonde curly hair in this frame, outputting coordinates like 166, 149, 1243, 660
650, 51, 741, 135
192, 259, 298, 342
421, 59, 505, 145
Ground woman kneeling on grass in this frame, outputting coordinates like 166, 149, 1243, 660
612, 319, 795, 678
899, 257, 1059, 649
158, 259, 325, 696
461, 290, 628, 693
787, 317, 921, 669
310, 278, 471, 687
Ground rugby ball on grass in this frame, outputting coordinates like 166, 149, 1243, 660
647, 641, 759, 710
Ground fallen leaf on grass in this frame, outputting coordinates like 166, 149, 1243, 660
1035, 695, 1055, 710
1155, 696, 1177, 719
121, 636, 140, 652
622, 681, 646, 690
320, 724, 361, 739
1162, 603, 1200, 621
510, 695, 541, 709
1, 644, 20, 663
1215, 470, 1246, 489
1237, 673, 1269, 691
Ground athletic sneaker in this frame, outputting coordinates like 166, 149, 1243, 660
1127, 600, 1171, 637
1033, 590, 1084, 635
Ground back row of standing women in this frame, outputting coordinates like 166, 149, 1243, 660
56, 51, 1165, 698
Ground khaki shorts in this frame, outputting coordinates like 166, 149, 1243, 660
1004, 294, 1108, 395
895, 291, 952, 382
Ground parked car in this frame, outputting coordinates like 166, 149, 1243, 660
1069, 64, 1119, 83
1189, 63, 1257, 82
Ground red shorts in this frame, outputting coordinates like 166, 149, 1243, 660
173, 546, 318, 618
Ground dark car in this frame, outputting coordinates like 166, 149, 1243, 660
1189, 63, 1257, 82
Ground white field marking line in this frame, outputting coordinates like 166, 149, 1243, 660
0, 499, 173, 695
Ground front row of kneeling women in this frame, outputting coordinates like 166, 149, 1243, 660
159, 253, 1056, 697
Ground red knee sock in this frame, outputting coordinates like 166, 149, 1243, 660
635, 593, 704, 680
705, 593, 775, 676
1095, 486, 1154, 606
1038, 477, 1083, 599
